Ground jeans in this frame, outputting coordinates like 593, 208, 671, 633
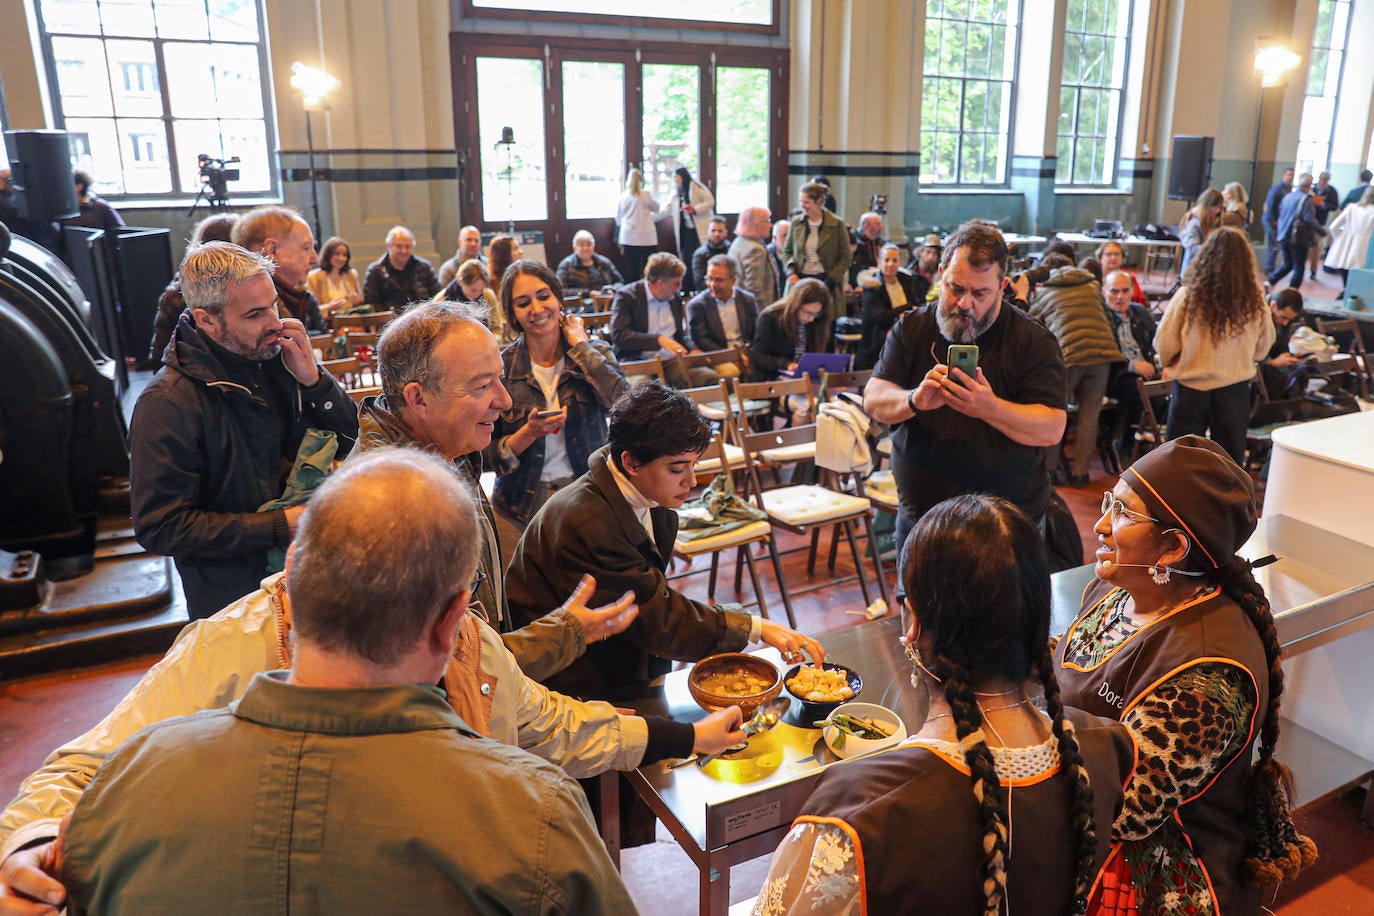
1268, 241, 1309, 290
1166, 379, 1252, 465
1263, 222, 1281, 273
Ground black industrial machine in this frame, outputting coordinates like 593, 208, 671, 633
0, 221, 186, 677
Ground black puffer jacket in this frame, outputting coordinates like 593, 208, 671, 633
130, 314, 358, 618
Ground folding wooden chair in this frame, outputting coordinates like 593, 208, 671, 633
676, 381, 747, 478
345, 331, 382, 386
330, 310, 396, 334
1314, 318, 1371, 400
320, 356, 362, 389
347, 385, 382, 404
817, 368, 872, 401
731, 376, 818, 483
670, 435, 788, 622
737, 422, 891, 615
680, 347, 747, 380
619, 355, 666, 384
1131, 377, 1173, 462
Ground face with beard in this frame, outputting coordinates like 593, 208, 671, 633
935, 246, 1006, 344
193, 272, 284, 361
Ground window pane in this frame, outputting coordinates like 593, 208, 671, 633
52, 37, 113, 117
40, 0, 101, 35
716, 66, 770, 213
117, 117, 171, 192
164, 42, 264, 118
104, 39, 161, 117
642, 63, 699, 202
156, 0, 210, 40
208, 0, 260, 41
66, 118, 124, 193
562, 60, 625, 218
477, 56, 547, 221
173, 119, 270, 193
100, 0, 156, 36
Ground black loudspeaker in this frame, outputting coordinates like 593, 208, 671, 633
1167, 135, 1214, 201
4, 130, 79, 222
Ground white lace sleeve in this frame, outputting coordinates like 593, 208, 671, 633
752, 819, 862, 916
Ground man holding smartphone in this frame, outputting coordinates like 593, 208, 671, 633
863, 221, 1067, 582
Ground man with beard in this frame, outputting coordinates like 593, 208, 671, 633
863, 221, 1066, 581
130, 242, 358, 619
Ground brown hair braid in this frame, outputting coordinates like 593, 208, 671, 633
936, 653, 1009, 916
1218, 558, 1319, 884
1037, 645, 1098, 912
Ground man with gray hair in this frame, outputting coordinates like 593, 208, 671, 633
438, 224, 485, 286
686, 253, 759, 376
362, 224, 440, 309
57, 449, 638, 915
766, 218, 789, 298
129, 241, 358, 619
848, 210, 887, 288
357, 301, 638, 678
1268, 172, 1321, 292
556, 229, 625, 292
727, 205, 777, 305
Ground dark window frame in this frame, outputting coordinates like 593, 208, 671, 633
919, 0, 1024, 188
33, 0, 280, 204
458, 0, 781, 36
450, 33, 789, 257
1055, 0, 1134, 188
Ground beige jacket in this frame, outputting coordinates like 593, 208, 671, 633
0, 573, 648, 863
1154, 287, 1275, 391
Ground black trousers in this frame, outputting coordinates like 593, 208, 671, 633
1166, 380, 1251, 465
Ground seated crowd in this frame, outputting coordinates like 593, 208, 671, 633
1, 183, 1332, 915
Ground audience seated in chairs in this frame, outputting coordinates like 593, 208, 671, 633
610, 252, 719, 389
1103, 268, 1161, 463
856, 243, 925, 371
751, 278, 833, 382
556, 230, 625, 293
440, 257, 513, 342
362, 225, 440, 310
438, 224, 485, 287
232, 205, 327, 333
307, 235, 364, 318
690, 215, 731, 290
686, 254, 759, 378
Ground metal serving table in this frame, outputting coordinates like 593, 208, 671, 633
615, 513, 1374, 914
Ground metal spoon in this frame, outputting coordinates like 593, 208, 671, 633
671, 697, 792, 769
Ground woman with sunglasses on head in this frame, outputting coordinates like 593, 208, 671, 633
753, 493, 1132, 916
486, 260, 627, 562
1055, 436, 1315, 916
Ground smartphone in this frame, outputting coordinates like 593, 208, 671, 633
532, 408, 563, 421
947, 344, 979, 381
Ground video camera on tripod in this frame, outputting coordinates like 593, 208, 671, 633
190, 154, 241, 214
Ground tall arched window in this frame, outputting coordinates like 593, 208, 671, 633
1295, 0, 1351, 176
1056, 0, 1133, 186
920, 0, 1022, 186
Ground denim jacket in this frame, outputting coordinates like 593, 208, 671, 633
488, 337, 627, 522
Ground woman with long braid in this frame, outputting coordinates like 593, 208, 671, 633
1056, 436, 1316, 915
753, 494, 1132, 916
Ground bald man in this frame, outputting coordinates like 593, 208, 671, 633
727, 206, 778, 305
439, 225, 485, 287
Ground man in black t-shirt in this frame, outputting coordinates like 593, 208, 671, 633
863, 221, 1067, 583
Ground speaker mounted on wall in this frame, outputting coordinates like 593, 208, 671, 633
1167, 135, 1214, 202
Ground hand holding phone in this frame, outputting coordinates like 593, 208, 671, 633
532, 408, 563, 421
946, 345, 979, 384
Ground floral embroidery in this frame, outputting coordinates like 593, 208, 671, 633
750, 823, 859, 916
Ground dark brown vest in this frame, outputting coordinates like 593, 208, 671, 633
798, 707, 1132, 916
1055, 579, 1269, 914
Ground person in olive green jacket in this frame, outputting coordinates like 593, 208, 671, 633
782, 181, 852, 295
1028, 258, 1123, 487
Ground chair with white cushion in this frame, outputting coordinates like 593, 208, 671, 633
671, 435, 790, 623
737, 423, 890, 611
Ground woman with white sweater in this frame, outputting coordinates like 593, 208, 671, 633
616, 167, 660, 283
1324, 185, 1374, 297
1154, 227, 1274, 464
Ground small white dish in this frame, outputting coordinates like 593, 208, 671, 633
823, 701, 906, 759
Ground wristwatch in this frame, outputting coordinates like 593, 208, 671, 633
907, 388, 919, 413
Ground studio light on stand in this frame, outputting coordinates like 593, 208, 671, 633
1249, 41, 1301, 227
289, 62, 340, 244
496, 126, 516, 235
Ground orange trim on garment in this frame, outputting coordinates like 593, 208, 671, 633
1120, 656, 1261, 805
1059, 587, 1217, 673
1123, 467, 1218, 569
904, 738, 1062, 786
793, 815, 868, 916
1086, 843, 1127, 911
1172, 808, 1222, 911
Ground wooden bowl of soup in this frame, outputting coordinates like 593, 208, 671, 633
688, 653, 783, 718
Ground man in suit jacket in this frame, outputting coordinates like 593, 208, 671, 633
727, 206, 777, 307
686, 254, 758, 378
609, 252, 719, 389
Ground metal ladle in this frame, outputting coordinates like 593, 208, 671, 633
671, 696, 792, 769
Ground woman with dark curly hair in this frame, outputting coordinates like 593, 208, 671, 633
1056, 437, 1316, 915
753, 494, 1132, 916
1154, 227, 1273, 463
